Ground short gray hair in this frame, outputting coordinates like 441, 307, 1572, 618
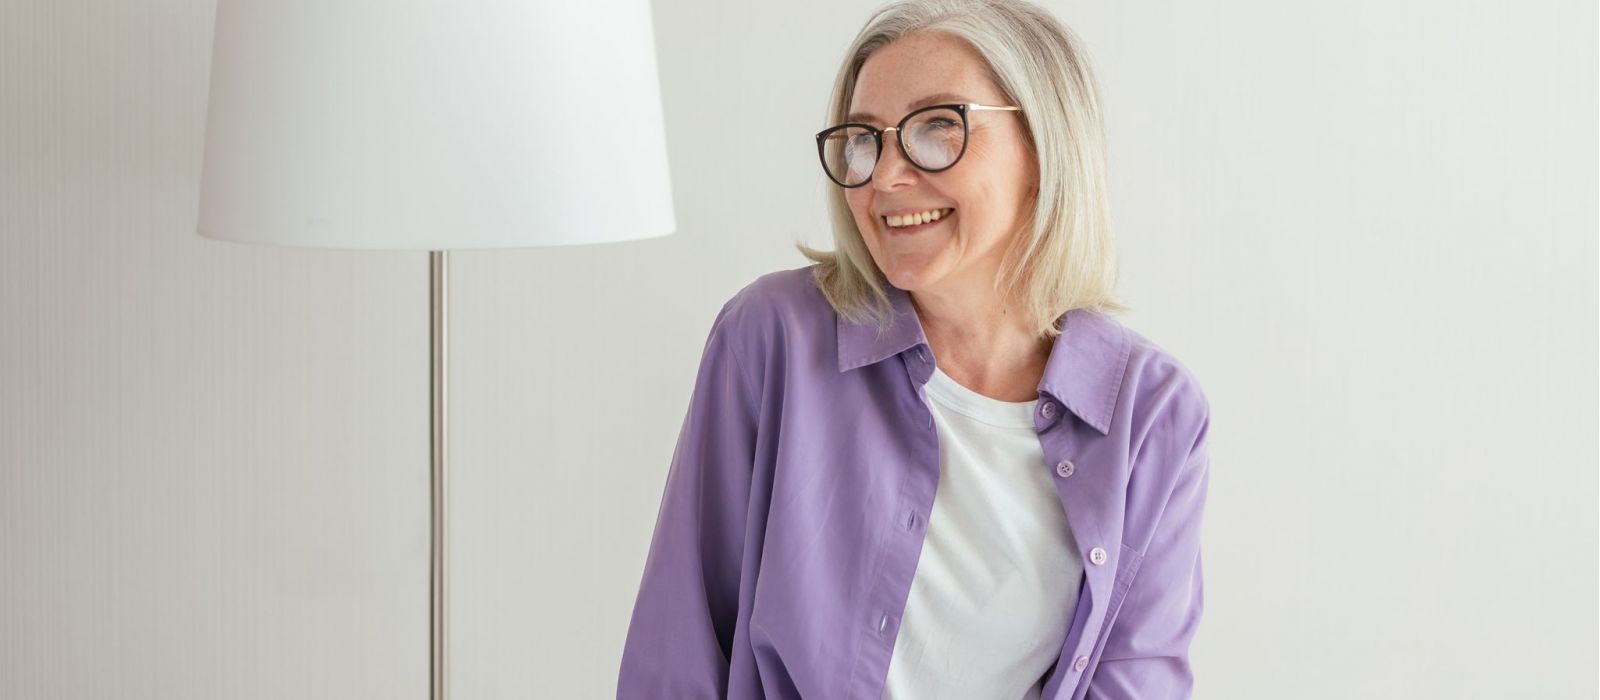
795, 0, 1130, 338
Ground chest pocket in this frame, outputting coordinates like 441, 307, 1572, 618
1104, 542, 1145, 623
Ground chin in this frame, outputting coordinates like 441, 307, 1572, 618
879, 261, 943, 291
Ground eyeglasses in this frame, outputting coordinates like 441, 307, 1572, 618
814, 102, 1022, 188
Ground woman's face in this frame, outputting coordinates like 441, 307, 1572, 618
844, 32, 1037, 296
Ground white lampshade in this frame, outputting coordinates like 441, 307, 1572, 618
197, 0, 676, 250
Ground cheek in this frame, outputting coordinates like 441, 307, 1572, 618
846, 197, 876, 231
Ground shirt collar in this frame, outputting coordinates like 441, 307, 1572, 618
835, 281, 1130, 435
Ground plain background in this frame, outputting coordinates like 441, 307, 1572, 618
2, 0, 1595, 698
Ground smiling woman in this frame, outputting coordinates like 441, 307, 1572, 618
619, 2, 1213, 699
797, 0, 1129, 341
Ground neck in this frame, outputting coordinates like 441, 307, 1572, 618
909, 284, 1051, 398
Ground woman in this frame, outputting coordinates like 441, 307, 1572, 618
619, 1, 1211, 698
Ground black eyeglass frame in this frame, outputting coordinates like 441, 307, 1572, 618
814, 102, 1022, 188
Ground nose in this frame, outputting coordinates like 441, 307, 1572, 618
871, 127, 918, 191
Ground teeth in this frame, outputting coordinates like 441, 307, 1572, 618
886, 208, 953, 228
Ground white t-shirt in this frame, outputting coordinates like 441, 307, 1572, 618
882, 364, 1085, 699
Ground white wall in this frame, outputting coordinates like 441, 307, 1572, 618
1, 1, 1593, 698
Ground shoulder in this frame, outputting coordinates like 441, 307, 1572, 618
694, 265, 833, 405
710, 264, 831, 353
1106, 318, 1211, 461
1122, 324, 1209, 409
722, 264, 829, 320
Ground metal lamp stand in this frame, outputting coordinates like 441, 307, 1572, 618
429, 250, 450, 700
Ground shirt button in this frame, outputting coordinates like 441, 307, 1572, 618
879, 614, 891, 633
1073, 655, 1089, 672
1040, 401, 1057, 419
1055, 459, 1075, 477
1089, 547, 1107, 565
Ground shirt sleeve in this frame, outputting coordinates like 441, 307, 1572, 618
1088, 408, 1211, 699
617, 299, 761, 699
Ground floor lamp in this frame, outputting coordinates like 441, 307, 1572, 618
194, 3, 677, 698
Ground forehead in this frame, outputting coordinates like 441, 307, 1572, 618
848, 33, 997, 123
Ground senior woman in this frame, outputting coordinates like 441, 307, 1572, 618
619, 1, 1211, 698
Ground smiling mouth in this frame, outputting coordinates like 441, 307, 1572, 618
884, 208, 955, 235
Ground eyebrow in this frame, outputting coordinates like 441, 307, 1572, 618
846, 92, 971, 124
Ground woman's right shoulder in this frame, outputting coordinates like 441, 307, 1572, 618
714, 264, 829, 334
708, 264, 832, 369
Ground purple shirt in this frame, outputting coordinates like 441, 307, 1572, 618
618, 265, 1212, 699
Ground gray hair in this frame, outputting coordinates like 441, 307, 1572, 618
795, 0, 1130, 338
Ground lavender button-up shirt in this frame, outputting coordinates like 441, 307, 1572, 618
618, 265, 1212, 700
